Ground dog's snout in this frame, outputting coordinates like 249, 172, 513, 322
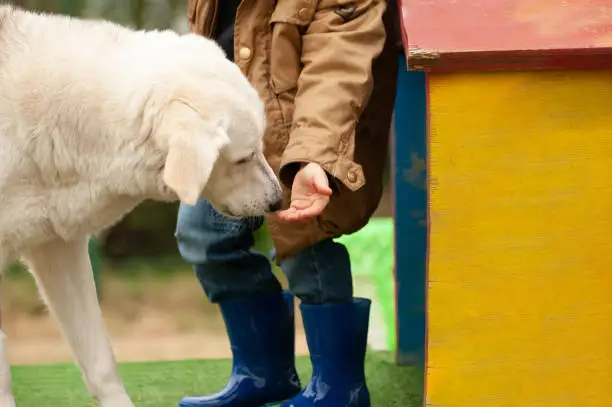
267, 198, 283, 213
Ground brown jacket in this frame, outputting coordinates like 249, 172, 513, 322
187, 0, 400, 262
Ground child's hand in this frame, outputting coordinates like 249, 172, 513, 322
275, 163, 332, 222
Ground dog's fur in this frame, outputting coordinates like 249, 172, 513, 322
0, 5, 282, 407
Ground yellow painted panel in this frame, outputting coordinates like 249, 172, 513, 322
427, 69, 612, 407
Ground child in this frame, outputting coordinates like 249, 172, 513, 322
176, 1, 400, 406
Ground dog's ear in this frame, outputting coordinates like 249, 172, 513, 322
161, 103, 229, 206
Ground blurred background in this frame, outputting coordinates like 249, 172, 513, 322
10, 0, 191, 32
2, 0, 394, 366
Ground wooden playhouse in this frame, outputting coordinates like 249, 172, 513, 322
392, 0, 612, 405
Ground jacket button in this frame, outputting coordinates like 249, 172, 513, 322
238, 47, 252, 60
297, 8, 310, 20
347, 169, 358, 183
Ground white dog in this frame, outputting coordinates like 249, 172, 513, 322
0, 5, 282, 407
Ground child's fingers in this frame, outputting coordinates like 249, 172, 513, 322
275, 198, 327, 221
312, 172, 333, 196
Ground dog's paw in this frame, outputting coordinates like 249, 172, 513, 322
0, 394, 16, 407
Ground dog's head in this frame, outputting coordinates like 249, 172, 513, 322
156, 60, 283, 218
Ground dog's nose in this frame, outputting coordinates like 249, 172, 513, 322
267, 198, 283, 213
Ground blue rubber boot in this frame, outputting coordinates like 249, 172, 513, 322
179, 291, 302, 407
280, 298, 371, 407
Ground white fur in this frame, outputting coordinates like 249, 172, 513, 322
0, 6, 282, 407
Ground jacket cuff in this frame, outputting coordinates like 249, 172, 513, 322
279, 129, 365, 192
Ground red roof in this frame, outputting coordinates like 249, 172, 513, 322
399, 0, 612, 72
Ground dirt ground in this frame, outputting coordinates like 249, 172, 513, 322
3, 270, 310, 365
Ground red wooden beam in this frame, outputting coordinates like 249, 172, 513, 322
399, 0, 612, 72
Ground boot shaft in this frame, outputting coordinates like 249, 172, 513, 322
300, 298, 371, 384
220, 291, 296, 371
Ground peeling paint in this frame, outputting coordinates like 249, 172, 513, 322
402, 152, 427, 190
409, 47, 440, 60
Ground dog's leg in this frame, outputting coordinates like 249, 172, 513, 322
0, 273, 16, 407
24, 238, 133, 407
0, 333, 15, 407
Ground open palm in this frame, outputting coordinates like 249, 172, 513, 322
275, 163, 332, 222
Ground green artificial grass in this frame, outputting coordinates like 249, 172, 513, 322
12, 352, 422, 407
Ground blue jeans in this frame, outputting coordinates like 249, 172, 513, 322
176, 200, 353, 304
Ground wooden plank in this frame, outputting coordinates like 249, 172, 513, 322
426, 69, 612, 406
399, 0, 612, 72
392, 55, 427, 368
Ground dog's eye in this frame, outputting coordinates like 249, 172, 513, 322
236, 153, 255, 165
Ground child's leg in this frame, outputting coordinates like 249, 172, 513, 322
280, 238, 353, 304
175, 200, 301, 407
176, 199, 280, 301
279, 239, 371, 407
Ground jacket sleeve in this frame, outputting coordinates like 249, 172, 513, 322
278, 0, 388, 192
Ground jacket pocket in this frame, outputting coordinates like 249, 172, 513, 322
269, 0, 316, 94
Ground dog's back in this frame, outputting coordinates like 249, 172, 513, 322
0, 7, 147, 259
